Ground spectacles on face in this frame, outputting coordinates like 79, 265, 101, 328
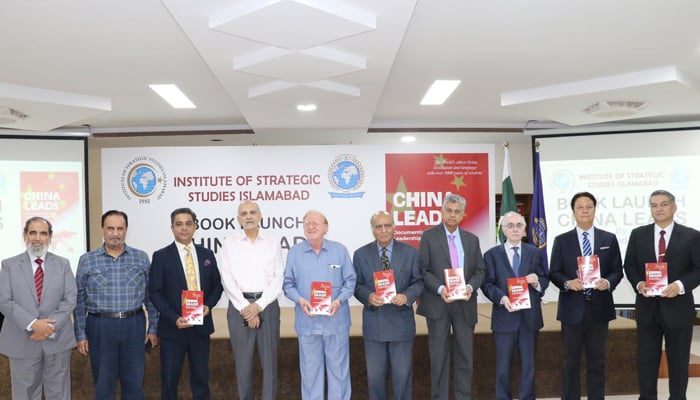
503, 223, 525, 230
373, 224, 393, 230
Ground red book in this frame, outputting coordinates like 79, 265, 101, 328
310, 281, 332, 315
577, 255, 600, 289
181, 290, 204, 325
374, 270, 396, 304
443, 268, 467, 300
507, 277, 531, 310
645, 262, 668, 296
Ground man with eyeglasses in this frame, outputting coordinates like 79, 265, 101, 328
283, 210, 356, 400
416, 193, 486, 400
353, 211, 423, 400
549, 192, 623, 400
482, 211, 548, 400
624, 190, 700, 400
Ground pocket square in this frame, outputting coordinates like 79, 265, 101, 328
599, 246, 610, 250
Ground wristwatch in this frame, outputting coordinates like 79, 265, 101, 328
564, 280, 570, 290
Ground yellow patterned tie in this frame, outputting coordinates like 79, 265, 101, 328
184, 245, 198, 290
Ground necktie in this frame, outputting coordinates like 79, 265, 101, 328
582, 232, 592, 295
512, 246, 520, 276
448, 234, 460, 269
380, 247, 390, 270
658, 230, 666, 263
184, 245, 198, 291
35, 258, 44, 304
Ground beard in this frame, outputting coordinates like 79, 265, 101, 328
26, 244, 48, 258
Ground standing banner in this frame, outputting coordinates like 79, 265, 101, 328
102, 144, 495, 305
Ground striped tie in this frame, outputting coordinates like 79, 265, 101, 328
582, 232, 592, 296
35, 258, 44, 304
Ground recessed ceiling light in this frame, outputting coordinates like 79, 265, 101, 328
401, 136, 416, 143
420, 80, 461, 105
149, 84, 196, 109
297, 104, 317, 111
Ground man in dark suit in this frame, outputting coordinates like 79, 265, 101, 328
482, 211, 548, 400
0, 216, 77, 400
549, 192, 623, 400
353, 211, 423, 400
624, 189, 700, 400
417, 193, 486, 400
149, 207, 223, 400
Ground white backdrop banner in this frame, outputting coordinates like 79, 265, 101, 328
101, 144, 496, 305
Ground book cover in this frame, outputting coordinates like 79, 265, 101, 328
577, 255, 601, 289
443, 268, 467, 300
645, 262, 668, 296
310, 281, 332, 315
181, 290, 204, 325
373, 270, 396, 304
507, 277, 531, 310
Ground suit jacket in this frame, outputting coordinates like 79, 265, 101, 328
416, 224, 486, 325
624, 223, 700, 327
0, 251, 77, 358
149, 242, 223, 339
482, 242, 549, 332
549, 227, 623, 324
353, 239, 423, 342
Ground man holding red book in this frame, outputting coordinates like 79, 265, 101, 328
549, 192, 623, 400
353, 211, 423, 400
482, 211, 548, 400
624, 190, 700, 400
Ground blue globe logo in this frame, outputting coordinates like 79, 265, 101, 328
128, 164, 158, 197
331, 160, 361, 190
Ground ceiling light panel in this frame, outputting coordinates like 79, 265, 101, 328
420, 80, 461, 105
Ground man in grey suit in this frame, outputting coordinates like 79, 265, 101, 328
417, 193, 486, 400
353, 211, 423, 400
0, 216, 77, 400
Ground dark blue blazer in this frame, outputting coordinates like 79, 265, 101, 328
482, 242, 549, 332
624, 223, 700, 327
149, 242, 223, 339
549, 228, 623, 324
353, 240, 423, 342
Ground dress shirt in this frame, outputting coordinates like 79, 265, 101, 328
218, 231, 284, 311
74, 244, 158, 341
283, 238, 356, 336
576, 227, 594, 256
175, 241, 200, 289
437, 226, 468, 295
654, 222, 684, 294
26, 254, 55, 336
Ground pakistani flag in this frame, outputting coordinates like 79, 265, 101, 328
499, 145, 517, 244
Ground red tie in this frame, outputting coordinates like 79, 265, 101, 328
35, 258, 44, 304
658, 230, 666, 263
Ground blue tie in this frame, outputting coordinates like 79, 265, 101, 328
512, 246, 520, 276
582, 232, 592, 295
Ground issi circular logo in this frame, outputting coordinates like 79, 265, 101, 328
120, 157, 167, 203
327, 154, 365, 198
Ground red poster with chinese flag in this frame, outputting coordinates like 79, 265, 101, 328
385, 153, 490, 248
20, 171, 81, 255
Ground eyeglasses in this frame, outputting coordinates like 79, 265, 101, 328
503, 223, 525, 230
373, 224, 393, 230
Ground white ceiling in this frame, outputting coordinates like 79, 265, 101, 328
2, 0, 700, 145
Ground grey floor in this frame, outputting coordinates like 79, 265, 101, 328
541, 326, 700, 399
